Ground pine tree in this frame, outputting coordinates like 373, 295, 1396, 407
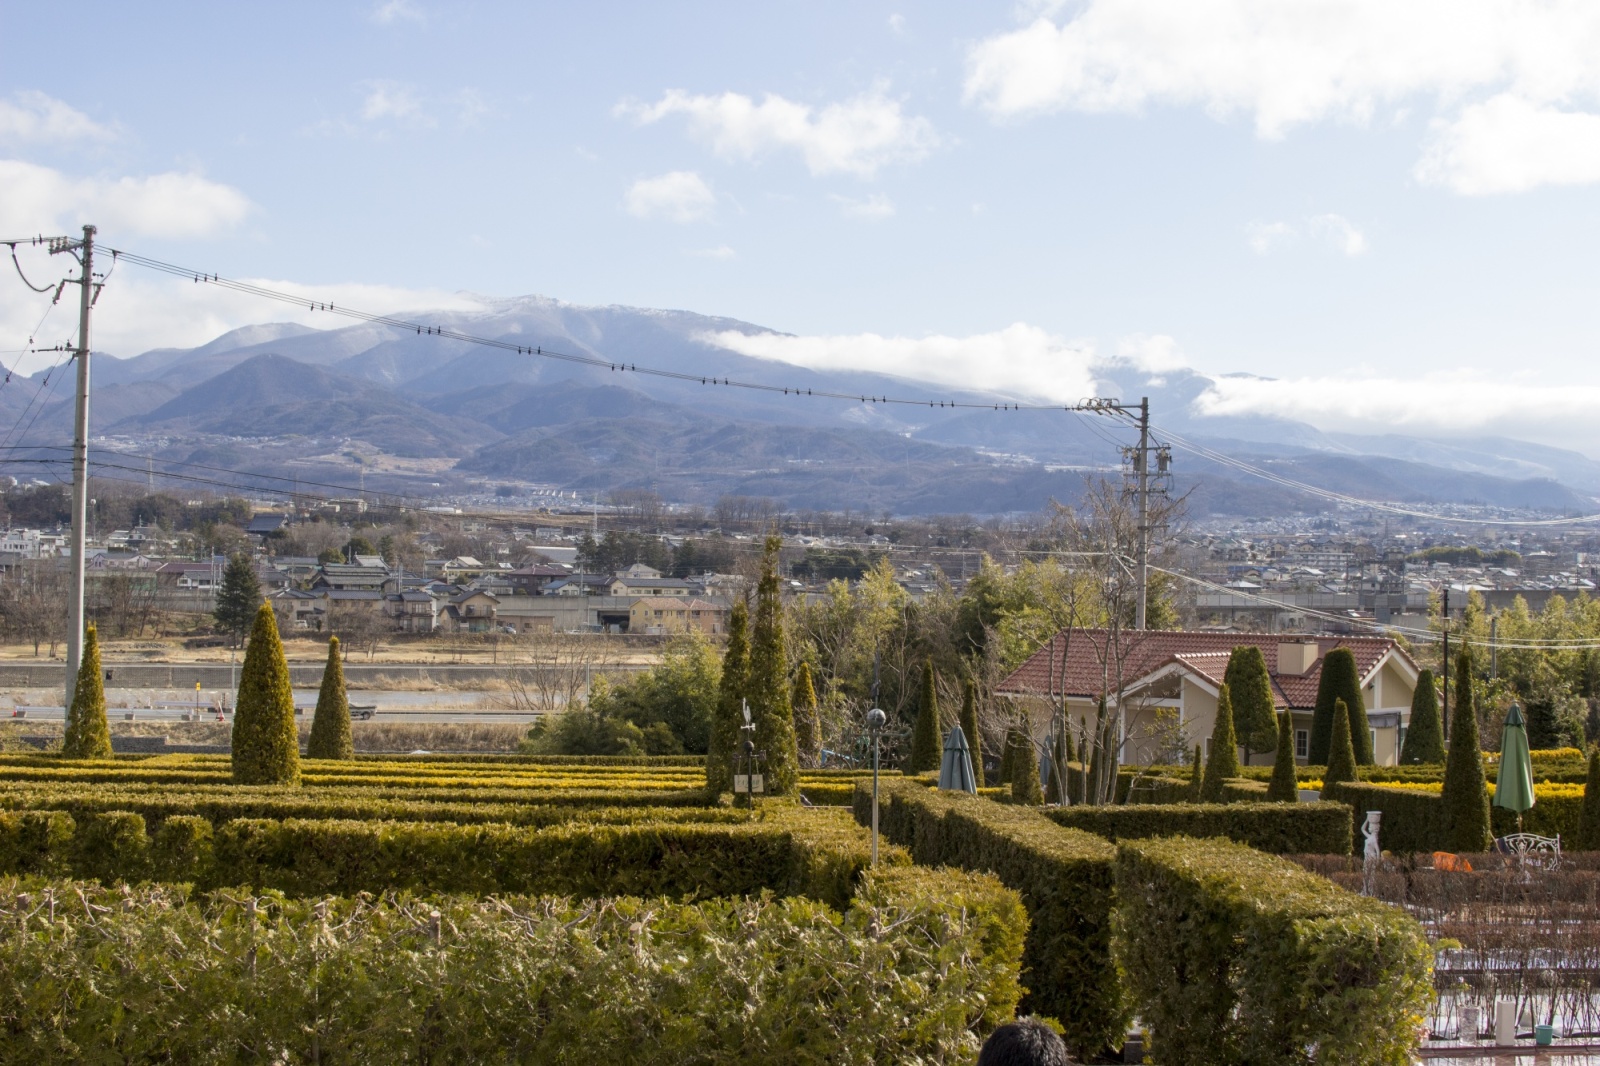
705, 600, 749, 794
746, 536, 798, 796
1201, 682, 1240, 802
959, 678, 983, 781
909, 660, 941, 773
1441, 649, 1492, 852
1309, 647, 1373, 765
1186, 744, 1205, 802
1225, 645, 1278, 763
791, 661, 821, 769
213, 552, 263, 646
1579, 746, 1600, 851
1399, 669, 1446, 764
1266, 711, 1299, 802
306, 636, 353, 760
1011, 730, 1042, 805
62, 623, 111, 759
1321, 699, 1359, 794
230, 602, 301, 786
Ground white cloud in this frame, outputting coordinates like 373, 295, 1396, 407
832, 193, 895, 219
360, 81, 432, 126
624, 171, 716, 223
703, 323, 1098, 403
888, 13, 906, 34
687, 245, 737, 259
0, 91, 116, 144
0, 159, 252, 239
1246, 215, 1365, 256
370, 0, 423, 25
1415, 94, 1600, 194
964, 1, 1600, 193
1195, 371, 1600, 447
1116, 334, 1188, 373
617, 85, 939, 178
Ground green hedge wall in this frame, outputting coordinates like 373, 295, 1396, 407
1115, 836, 1433, 1066
0, 868, 1023, 1064
0, 807, 893, 909
1044, 801, 1353, 855
853, 780, 1124, 1057
1321, 782, 1582, 853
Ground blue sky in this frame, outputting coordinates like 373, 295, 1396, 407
4, 1, 1600, 449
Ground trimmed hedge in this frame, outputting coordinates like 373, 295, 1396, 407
1044, 801, 1353, 855
1321, 781, 1583, 852
854, 779, 1124, 1057
1115, 836, 1433, 1066
0, 868, 1023, 1064
0, 806, 892, 909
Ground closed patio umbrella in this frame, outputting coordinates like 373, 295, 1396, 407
939, 724, 978, 794
1493, 702, 1535, 831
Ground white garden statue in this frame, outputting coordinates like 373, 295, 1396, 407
1362, 810, 1382, 862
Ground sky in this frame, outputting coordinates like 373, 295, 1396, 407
3, 1, 1600, 451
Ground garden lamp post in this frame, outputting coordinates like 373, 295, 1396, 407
867, 707, 886, 866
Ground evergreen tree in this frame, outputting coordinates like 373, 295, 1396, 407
909, 660, 941, 773
1309, 647, 1373, 765
1044, 725, 1073, 804
1321, 699, 1359, 795
306, 636, 353, 760
62, 623, 111, 759
746, 536, 799, 796
1579, 746, 1600, 851
213, 553, 263, 646
1266, 712, 1299, 802
959, 678, 983, 781
1200, 682, 1240, 802
791, 661, 822, 769
1224, 645, 1278, 763
998, 727, 1017, 785
1441, 649, 1492, 852
705, 600, 749, 794
1011, 730, 1043, 805
1399, 669, 1446, 764
1186, 744, 1205, 802
231, 602, 301, 786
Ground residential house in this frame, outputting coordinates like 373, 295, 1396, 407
246, 514, 291, 540
384, 589, 438, 634
606, 574, 694, 598
996, 629, 1420, 768
442, 589, 499, 633
628, 597, 729, 635
312, 564, 389, 592
269, 588, 323, 631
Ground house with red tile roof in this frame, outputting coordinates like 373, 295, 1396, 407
995, 628, 1421, 767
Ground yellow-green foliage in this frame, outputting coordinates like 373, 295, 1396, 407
305, 637, 353, 760
230, 603, 301, 786
61, 624, 111, 760
0, 870, 1023, 1063
1115, 836, 1432, 1066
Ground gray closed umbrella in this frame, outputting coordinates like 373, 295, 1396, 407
939, 724, 978, 794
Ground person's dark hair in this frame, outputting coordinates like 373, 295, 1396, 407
977, 1018, 1072, 1066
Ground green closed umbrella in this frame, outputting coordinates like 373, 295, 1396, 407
1493, 702, 1535, 831
938, 724, 978, 795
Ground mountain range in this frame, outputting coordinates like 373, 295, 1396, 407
2, 295, 1595, 518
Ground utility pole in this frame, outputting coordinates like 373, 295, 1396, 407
60, 225, 95, 714
1134, 396, 1151, 631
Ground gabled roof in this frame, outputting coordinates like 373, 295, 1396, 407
629, 597, 725, 611
609, 576, 694, 589
996, 628, 1415, 710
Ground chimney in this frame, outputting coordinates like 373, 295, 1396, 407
1276, 641, 1319, 676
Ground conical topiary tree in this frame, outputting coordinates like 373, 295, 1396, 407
1044, 726, 1074, 805
998, 726, 1017, 785
1266, 711, 1299, 802
1580, 746, 1600, 850
1011, 730, 1042, 805
909, 660, 940, 773
62, 623, 112, 759
747, 536, 798, 796
1187, 744, 1205, 802
1201, 683, 1240, 802
1399, 669, 1445, 765
791, 661, 821, 769
1225, 645, 1278, 764
705, 600, 749, 794
231, 602, 301, 786
1321, 699, 1359, 795
960, 678, 983, 780
1441, 649, 1491, 852
1310, 647, 1373, 766
306, 636, 353, 760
